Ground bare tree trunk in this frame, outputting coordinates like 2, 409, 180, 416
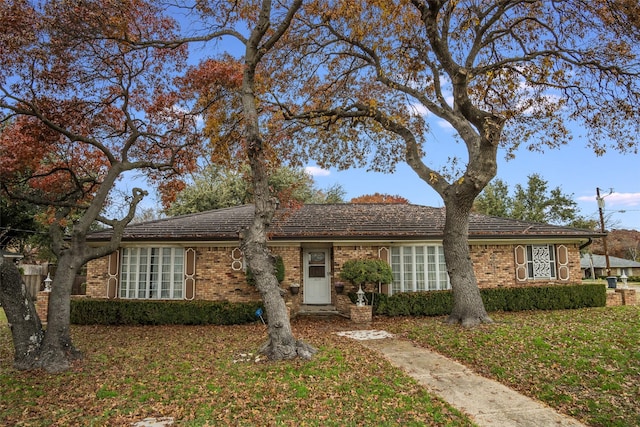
239, 0, 315, 361
240, 224, 316, 360
442, 196, 493, 327
0, 261, 44, 370
240, 81, 317, 360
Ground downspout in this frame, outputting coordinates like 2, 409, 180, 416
579, 238, 594, 279
579, 238, 593, 251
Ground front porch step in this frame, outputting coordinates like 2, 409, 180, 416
297, 304, 341, 316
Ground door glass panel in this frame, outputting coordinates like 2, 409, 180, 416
309, 252, 325, 264
308, 265, 325, 277
308, 251, 326, 278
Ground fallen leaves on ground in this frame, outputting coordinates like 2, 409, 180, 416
0, 316, 472, 426
377, 306, 640, 427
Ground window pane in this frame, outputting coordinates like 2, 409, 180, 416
120, 249, 130, 298
403, 249, 413, 291
531, 244, 552, 278
390, 245, 449, 294
438, 248, 449, 289
415, 247, 425, 291
308, 265, 325, 278
129, 249, 138, 298
120, 247, 185, 300
309, 252, 325, 265
391, 248, 401, 294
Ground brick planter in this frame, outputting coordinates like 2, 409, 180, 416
350, 305, 372, 323
35, 291, 50, 322
615, 288, 636, 306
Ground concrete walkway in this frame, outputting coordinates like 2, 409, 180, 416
337, 330, 586, 427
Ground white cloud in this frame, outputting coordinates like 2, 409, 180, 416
408, 103, 429, 117
578, 192, 640, 207
305, 166, 331, 177
437, 119, 454, 130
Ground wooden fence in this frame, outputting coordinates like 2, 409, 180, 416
20, 264, 47, 300
18, 263, 86, 300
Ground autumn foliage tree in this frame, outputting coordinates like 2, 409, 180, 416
0, 0, 200, 372
274, 0, 640, 326
154, 0, 316, 360
351, 193, 409, 204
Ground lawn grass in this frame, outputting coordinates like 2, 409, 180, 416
0, 317, 473, 426
1, 307, 638, 426
378, 306, 640, 427
0, 307, 6, 325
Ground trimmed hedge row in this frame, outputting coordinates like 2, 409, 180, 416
72, 284, 606, 325
350, 283, 606, 317
70, 298, 264, 325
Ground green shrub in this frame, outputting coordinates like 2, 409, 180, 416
481, 283, 606, 312
340, 259, 392, 287
351, 283, 605, 317
70, 299, 264, 325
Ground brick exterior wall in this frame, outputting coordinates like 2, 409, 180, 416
85, 245, 303, 305
471, 243, 583, 288
84, 242, 587, 307
333, 245, 388, 294
85, 255, 110, 299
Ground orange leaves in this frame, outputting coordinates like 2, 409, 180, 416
350, 193, 410, 204
0, 114, 109, 206
0, 0, 37, 68
157, 179, 187, 210
0, 0, 202, 227
179, 57, 244, 96
177, 57, 246, 167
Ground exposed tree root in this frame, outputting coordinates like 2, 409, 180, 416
259, 338, 318, 361
445, 314, 494, 328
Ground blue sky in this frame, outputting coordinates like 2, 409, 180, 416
131, 9, 640, 232
305, 132, 640, 231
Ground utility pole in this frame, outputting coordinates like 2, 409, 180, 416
596, 187, 611, 276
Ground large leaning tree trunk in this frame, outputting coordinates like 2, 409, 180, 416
441, 191, 492, 326
0, 261, 43, 370
238, 0, 315, 360
32, 188, 146, 373
34, 246, 83, 371
0, 185, 145, 373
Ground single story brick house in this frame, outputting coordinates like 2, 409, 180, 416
581, 253, 640, 278
85, 203, 602, 315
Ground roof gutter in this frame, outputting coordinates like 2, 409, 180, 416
579, 238, 593, 251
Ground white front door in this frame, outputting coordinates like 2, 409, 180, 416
303, 249, 331, 304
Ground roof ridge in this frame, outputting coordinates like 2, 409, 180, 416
126, 204, 254, 227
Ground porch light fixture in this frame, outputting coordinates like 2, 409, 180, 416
44, 273, 52, 292
620, 273, 628, 289
356, 285, 366, 307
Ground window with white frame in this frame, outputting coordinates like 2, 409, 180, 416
526, 244, 557, 279
120, 247, 185, 299
390, 245, 450, 294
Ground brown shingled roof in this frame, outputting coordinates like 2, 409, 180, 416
87, 204, 602, 243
